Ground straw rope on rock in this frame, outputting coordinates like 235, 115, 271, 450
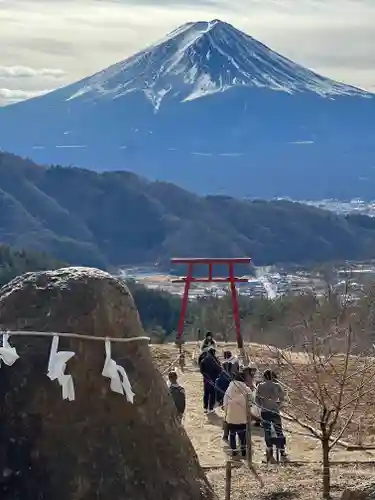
0, 266, 216, 500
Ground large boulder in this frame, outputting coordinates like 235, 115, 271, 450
0, 267, 216, 500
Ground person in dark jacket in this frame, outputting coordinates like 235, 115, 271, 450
215, 361, 233, 406
215, 360, 233, 440
168, 370, 186, 422
199, 347, 222, 413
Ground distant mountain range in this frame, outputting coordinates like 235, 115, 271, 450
0, 20, 374, 200
2, 151, 375, 269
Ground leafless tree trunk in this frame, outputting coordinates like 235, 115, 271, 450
321, 434, 330, 498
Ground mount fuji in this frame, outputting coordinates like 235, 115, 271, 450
0, 19, 374, 199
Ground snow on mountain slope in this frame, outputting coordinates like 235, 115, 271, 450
0, 19, 374, 201
66, 19, 369, 111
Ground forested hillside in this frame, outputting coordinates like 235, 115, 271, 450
2, 151, 375, 269
0, 243, 65, 286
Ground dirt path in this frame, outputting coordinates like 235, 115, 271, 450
177, 358, 374, 466
152, 344, 375, 499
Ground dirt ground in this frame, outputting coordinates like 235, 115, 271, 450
151, 343, 375, 500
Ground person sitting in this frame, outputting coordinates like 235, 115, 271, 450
200, 331, 217, 353
255, 369, 287, 463
168, 370, 186, 422
223, 370, 253, 458
199, 347, 222, 414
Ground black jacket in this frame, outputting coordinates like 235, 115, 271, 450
215, 370, 232, 405
169, 384, 186, 415
199, 352, 222, 382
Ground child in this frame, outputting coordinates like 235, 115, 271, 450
223, 370, 253, 458
168, 370, 186, 422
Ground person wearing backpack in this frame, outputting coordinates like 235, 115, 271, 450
168, 370, 186, 422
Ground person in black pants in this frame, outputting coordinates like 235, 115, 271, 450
255, 369, 287, 462
228, 423, 247, 457
199, 347, 222, 413
223, 371, 253, 458
261, 411, 286, 457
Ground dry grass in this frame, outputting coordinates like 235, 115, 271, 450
151, 342, 375, 499
207, 463, 375, 500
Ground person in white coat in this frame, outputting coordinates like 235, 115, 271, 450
223, 370, 253, 458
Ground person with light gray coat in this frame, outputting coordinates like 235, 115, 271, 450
255, 369, 287, 463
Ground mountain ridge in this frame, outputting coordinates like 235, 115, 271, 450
2, 151, 375, 269
0, 20, 374, 200
65, 19, 369, 108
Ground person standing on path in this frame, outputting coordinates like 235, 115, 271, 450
223, 370, 253, 458
168, 370, 186, 422
223, 350, 239, 374
242, 365, 262, 426
199, 347, 222, 413
215, 359, 234, 441
255, 369, 287, 463
200, 331, 217, 353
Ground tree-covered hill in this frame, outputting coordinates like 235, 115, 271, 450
0, 243, 66, 286
2, 151, 375, 269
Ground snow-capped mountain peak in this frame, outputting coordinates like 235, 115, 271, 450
67, 19, 369, 109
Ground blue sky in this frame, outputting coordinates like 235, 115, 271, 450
0, 0, 374, 105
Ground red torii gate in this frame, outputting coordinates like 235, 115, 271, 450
171, 257, 251, 349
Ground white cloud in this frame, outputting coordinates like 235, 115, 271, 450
0, 0, 374, 104
0, 65, 65, 78
0, 88, 51, 105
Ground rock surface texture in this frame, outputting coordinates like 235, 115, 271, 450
0, 267, 216, 500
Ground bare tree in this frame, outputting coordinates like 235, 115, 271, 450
264, 296, 375, 499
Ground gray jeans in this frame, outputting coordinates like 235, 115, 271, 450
261, 410, 286, 450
